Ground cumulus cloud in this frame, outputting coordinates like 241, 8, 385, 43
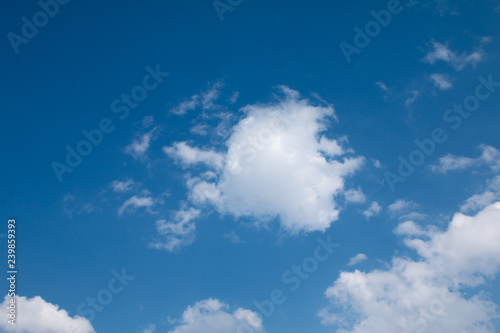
422, 40, 484, 71
431, 145, 500, 173
363, 202, 382, 219
150, 208, 201, 252
319, 202, 500, 333
347, 253, 368, 266
180, 87, 364, 234
430, 73, 453, 90
0, 295, 94, 333
168, 298, 263, 333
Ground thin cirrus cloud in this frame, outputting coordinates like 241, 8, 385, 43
0, 295, 95, 333
319, 202, 500, 333
168, 298, 263, 333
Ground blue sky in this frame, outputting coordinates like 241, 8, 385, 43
2, 0, 500, 332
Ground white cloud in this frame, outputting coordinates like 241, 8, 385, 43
168, 298, 263, 333
164, 142, 224, 170
171, 96, 199, 116
142, 116, 155, 128
431, 145, 500, 173
375, 81, 388, 91
141, 324, 156, 333
201, 81, 223, 111
118, 194, 155, 216
371, 159, 382, 169
222, 231, 244, 244
170, 82, 223, 115
125, 128, 157, 160
461, 175, 500, 213
347, 253, 368, 266
0, 295, 94, 333
182, 87, 364, 234
363, 202, 381, 220
405, 90, 420, 108
398, 211, 428, 222
319, 202, 500, 333
110, 179, 135, 193
430, 73, 453, 90
344, 188, 366, 204
150, 208, 201, 252
229, 91, 239, 104
388, 199, 418, 215
422, 40, 484, 71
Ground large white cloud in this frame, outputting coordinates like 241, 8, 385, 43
165, 87, 364, 236
168, 298, 263, 333
0, 295, 94, 333
319, 202, 500, 333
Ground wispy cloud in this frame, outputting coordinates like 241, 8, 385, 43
363, 201, 382, 219
150, 208, 201, 252
405, 90, 420, 108
431, 145, 500, 173
388, 199, 418, 215
422, 40, 484, 71
347, 253, 368, 266
430, 73, 453, 90
118, 193, 155, 216
164, 142, 224, 169
169, 81, 224, 115
110, 179, 135, 193
223, 231, 244, 244
375, 81, 388, 91
125, 128, 158, 160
